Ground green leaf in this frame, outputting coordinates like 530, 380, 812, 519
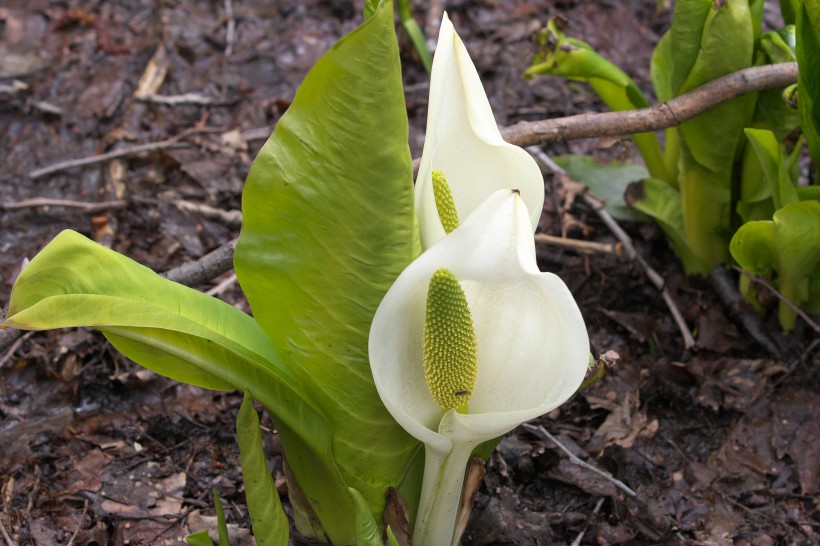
363, 0, 381, 20
213, 491, 230, 546
350, 488, 383, 546
386, 527, 401, 546
554, 155, 650, 222
626, 177, 706, 273
780, 0, 800, 24
753, 30, 800, 140
797, 0, 820, 166
676, 0, 756, 173
234, 0, 423, 540
742, 128, 799, 210
185, 531, 215, 546
731, 201, 820, 330
1, 231, 336, 464
668, 0, 712, 94
397, 0, 432, 73
237, 392, 289, 546
649, 31, 681, 183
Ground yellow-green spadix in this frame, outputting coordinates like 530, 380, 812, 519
369, 189, 589, 546
423, 267, 477, 412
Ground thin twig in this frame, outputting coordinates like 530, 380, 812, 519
503, 63, 798, 147
571, 497, 605, 546
0, 518, 14, 546
0, 331, 35, 369
531, 148, 696, 350
535, 233, 621, 255
709, 267, 784, 358
733, 266, 820, 334
65, 499, 89, 546
522, 423, 637, 498
205, 272, 238, 297
0, 198, 127, 213
174, 200, 242, 228
29, 139, 190, 180
224, 0, 236, 57
136, 93, 234, 106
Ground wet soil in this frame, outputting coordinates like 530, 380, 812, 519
1, 1, 817, 545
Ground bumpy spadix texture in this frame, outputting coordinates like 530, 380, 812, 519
415, 14, 544, 249
369, 189, 590, 453
423, 268, 477, 410
432, 171, 460, 234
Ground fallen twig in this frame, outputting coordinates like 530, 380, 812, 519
531, 148, 696, 350
522, 423, 636, 498
0, 331, 35, 369
0, 517, 14, 546
734, 266, 820, 333
0, 198, 127, 213
65, 499, 89, 546
174, 200, 242, 229
709, 267, 784, 359
503, 63, 798, 147
535, 233, 621, 255
571, 497, 605, 546
206, 272, 239, 297
162, 238, 238, 286
28, 139, 190, 180
224, 0, 236, 57
733, 266, 820, 334
136, 93, 234, 106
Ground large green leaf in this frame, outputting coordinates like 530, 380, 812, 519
237, 392, 289, 546
234, 0, 422, 540
798, 0, 820, 166
676, 0, 756, 173
2, 230, 336, 462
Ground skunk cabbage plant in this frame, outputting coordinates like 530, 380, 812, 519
2, 3, 591, 544
370, 190, 590, 546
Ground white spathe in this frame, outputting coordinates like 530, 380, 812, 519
369, 190, 589, 546
415, 14, 545, 250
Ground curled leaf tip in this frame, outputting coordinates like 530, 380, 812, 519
431, 170, 460, 234
423, 268, 477, 412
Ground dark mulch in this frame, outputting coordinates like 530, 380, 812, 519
1, 1, 816, 545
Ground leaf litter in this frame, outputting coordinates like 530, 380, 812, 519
0, 0, 817, 544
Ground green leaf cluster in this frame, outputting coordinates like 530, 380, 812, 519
525, 0, 812, 277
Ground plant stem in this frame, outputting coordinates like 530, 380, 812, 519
413, 441, 475, 546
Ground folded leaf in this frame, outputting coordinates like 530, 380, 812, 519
797, 0, 820, 165
2, 232, 346, 491
237, 392, 289, 546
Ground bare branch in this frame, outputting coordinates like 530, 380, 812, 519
503, 63, 798, 147
28, 139, 190, 180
